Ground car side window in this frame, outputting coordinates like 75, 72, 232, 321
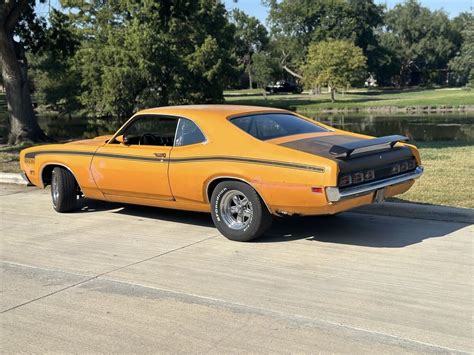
120, 115, 179, 146
174, 118, 206, 147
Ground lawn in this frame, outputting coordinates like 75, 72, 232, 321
2, 140, 472, 209
0, 143, 33, 173
225, 88, 474, 113
395, 141, 474, 209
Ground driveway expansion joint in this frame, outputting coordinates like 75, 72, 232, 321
0, 234, 218, 314
1, 260, 468, 354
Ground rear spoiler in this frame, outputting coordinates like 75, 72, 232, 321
329, 135, 409, 159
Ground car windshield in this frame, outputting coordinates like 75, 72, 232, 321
230, 113, 329, 141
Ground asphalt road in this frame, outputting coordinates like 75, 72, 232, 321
1, 184, 472, 353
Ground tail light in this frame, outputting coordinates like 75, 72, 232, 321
352, 172, 364, 184
364, 170, 375, 180
338, 159, 416, 188
339, 169, 375, 187
339, 174, 352, 187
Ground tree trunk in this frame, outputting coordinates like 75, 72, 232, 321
247, 64, 252, 90
0, 31, 46, 145
329, 86, 335, 102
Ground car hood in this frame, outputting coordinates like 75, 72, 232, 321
270, 132, 414, 173
65, 135, 113, 147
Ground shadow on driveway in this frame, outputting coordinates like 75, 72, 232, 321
259, 214, 467, 247
76, 198, 467, 248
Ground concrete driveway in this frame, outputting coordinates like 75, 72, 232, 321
1, 184, 472, 353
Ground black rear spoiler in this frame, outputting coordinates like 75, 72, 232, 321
329, 135, 409, 159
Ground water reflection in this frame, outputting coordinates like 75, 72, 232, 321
307, 113, 474, 142
0, 112, 473, 143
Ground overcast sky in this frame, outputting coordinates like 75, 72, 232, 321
36, 0, 472, 22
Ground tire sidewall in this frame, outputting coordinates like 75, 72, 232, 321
51, 167, 78, 213
211, 181, 268, 242
51, 169, 59, 209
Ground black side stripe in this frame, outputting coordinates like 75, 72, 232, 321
170, 156, 324, 172
25, 150, 92, 159
25, 150, 325, 173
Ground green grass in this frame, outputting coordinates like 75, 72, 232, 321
225, 88, 474, 113
2, 140, 472, 209
0, 142, 35, 173
224, 88, 263, 96
395, 141, 474, 208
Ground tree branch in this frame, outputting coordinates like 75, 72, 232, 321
282, 65, 303, 80
5, 0, 28, 34
279, 49, 303, 80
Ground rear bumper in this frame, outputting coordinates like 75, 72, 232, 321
326, 166, 424, 202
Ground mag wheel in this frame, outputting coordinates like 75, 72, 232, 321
51, 167, 78, 213
211, 181, 272, 242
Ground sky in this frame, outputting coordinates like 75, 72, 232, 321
36, 0, 472, 22
224, 0, 472, 22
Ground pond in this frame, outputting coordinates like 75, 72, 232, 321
1, 112, 473, 143
307, 113, 474, 142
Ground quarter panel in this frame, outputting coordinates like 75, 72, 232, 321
168, 139, 337, 214
21, 144, 101, 197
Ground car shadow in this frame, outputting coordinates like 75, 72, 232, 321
76, 198, 214, 228
75, 199, 467, 248
258, 213, 467, 247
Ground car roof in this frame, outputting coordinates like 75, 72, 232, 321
136, 105, 287, 121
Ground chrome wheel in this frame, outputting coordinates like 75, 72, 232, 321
52, 172, 59, 206
219, 190, 253, 230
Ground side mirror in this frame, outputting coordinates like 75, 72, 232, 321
115, 135, 128, 145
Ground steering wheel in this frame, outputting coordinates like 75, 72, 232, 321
138, 133, 156, 146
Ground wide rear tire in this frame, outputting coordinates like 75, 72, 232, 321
51, 167, 78, 213
210, 181, 272, 242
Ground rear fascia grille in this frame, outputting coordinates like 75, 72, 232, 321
338, 158, 417, 188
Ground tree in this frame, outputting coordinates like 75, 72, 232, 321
379, 0, 459, 86
449, 15, 474, 87
251, 51, 278, 98
29, 9, 81, 116
265, 0, 383, 80
302, 40, 367, 102
0, 0, 47, 144
62, 0, 239, 119
231, 9, 269, 89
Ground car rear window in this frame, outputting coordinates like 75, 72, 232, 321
230, 113, 329, 141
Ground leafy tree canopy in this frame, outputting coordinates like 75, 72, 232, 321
231, 9, 269, 89
302, 40, 367, 101
29, 9, 81, 115
379, 0, 459, 86
60, 0, 239, 118
251, 51, 279, 92
265, 0, 383, 75
449, 14, 474, 87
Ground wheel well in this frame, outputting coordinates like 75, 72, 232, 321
206, 177, 272, 214
41, 164, 78, 188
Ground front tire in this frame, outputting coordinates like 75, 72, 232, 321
51, 167, 78, 213
210, 181, 272, 242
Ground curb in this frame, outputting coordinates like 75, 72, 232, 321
1, 172, 472, 224
354, 202, 474, 224
0, 172, 27, 185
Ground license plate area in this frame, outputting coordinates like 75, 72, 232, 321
374, 188, 385, 203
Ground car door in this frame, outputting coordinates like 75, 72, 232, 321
90, 114, 179, 201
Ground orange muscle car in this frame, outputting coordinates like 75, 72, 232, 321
20, 105, 423, 241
